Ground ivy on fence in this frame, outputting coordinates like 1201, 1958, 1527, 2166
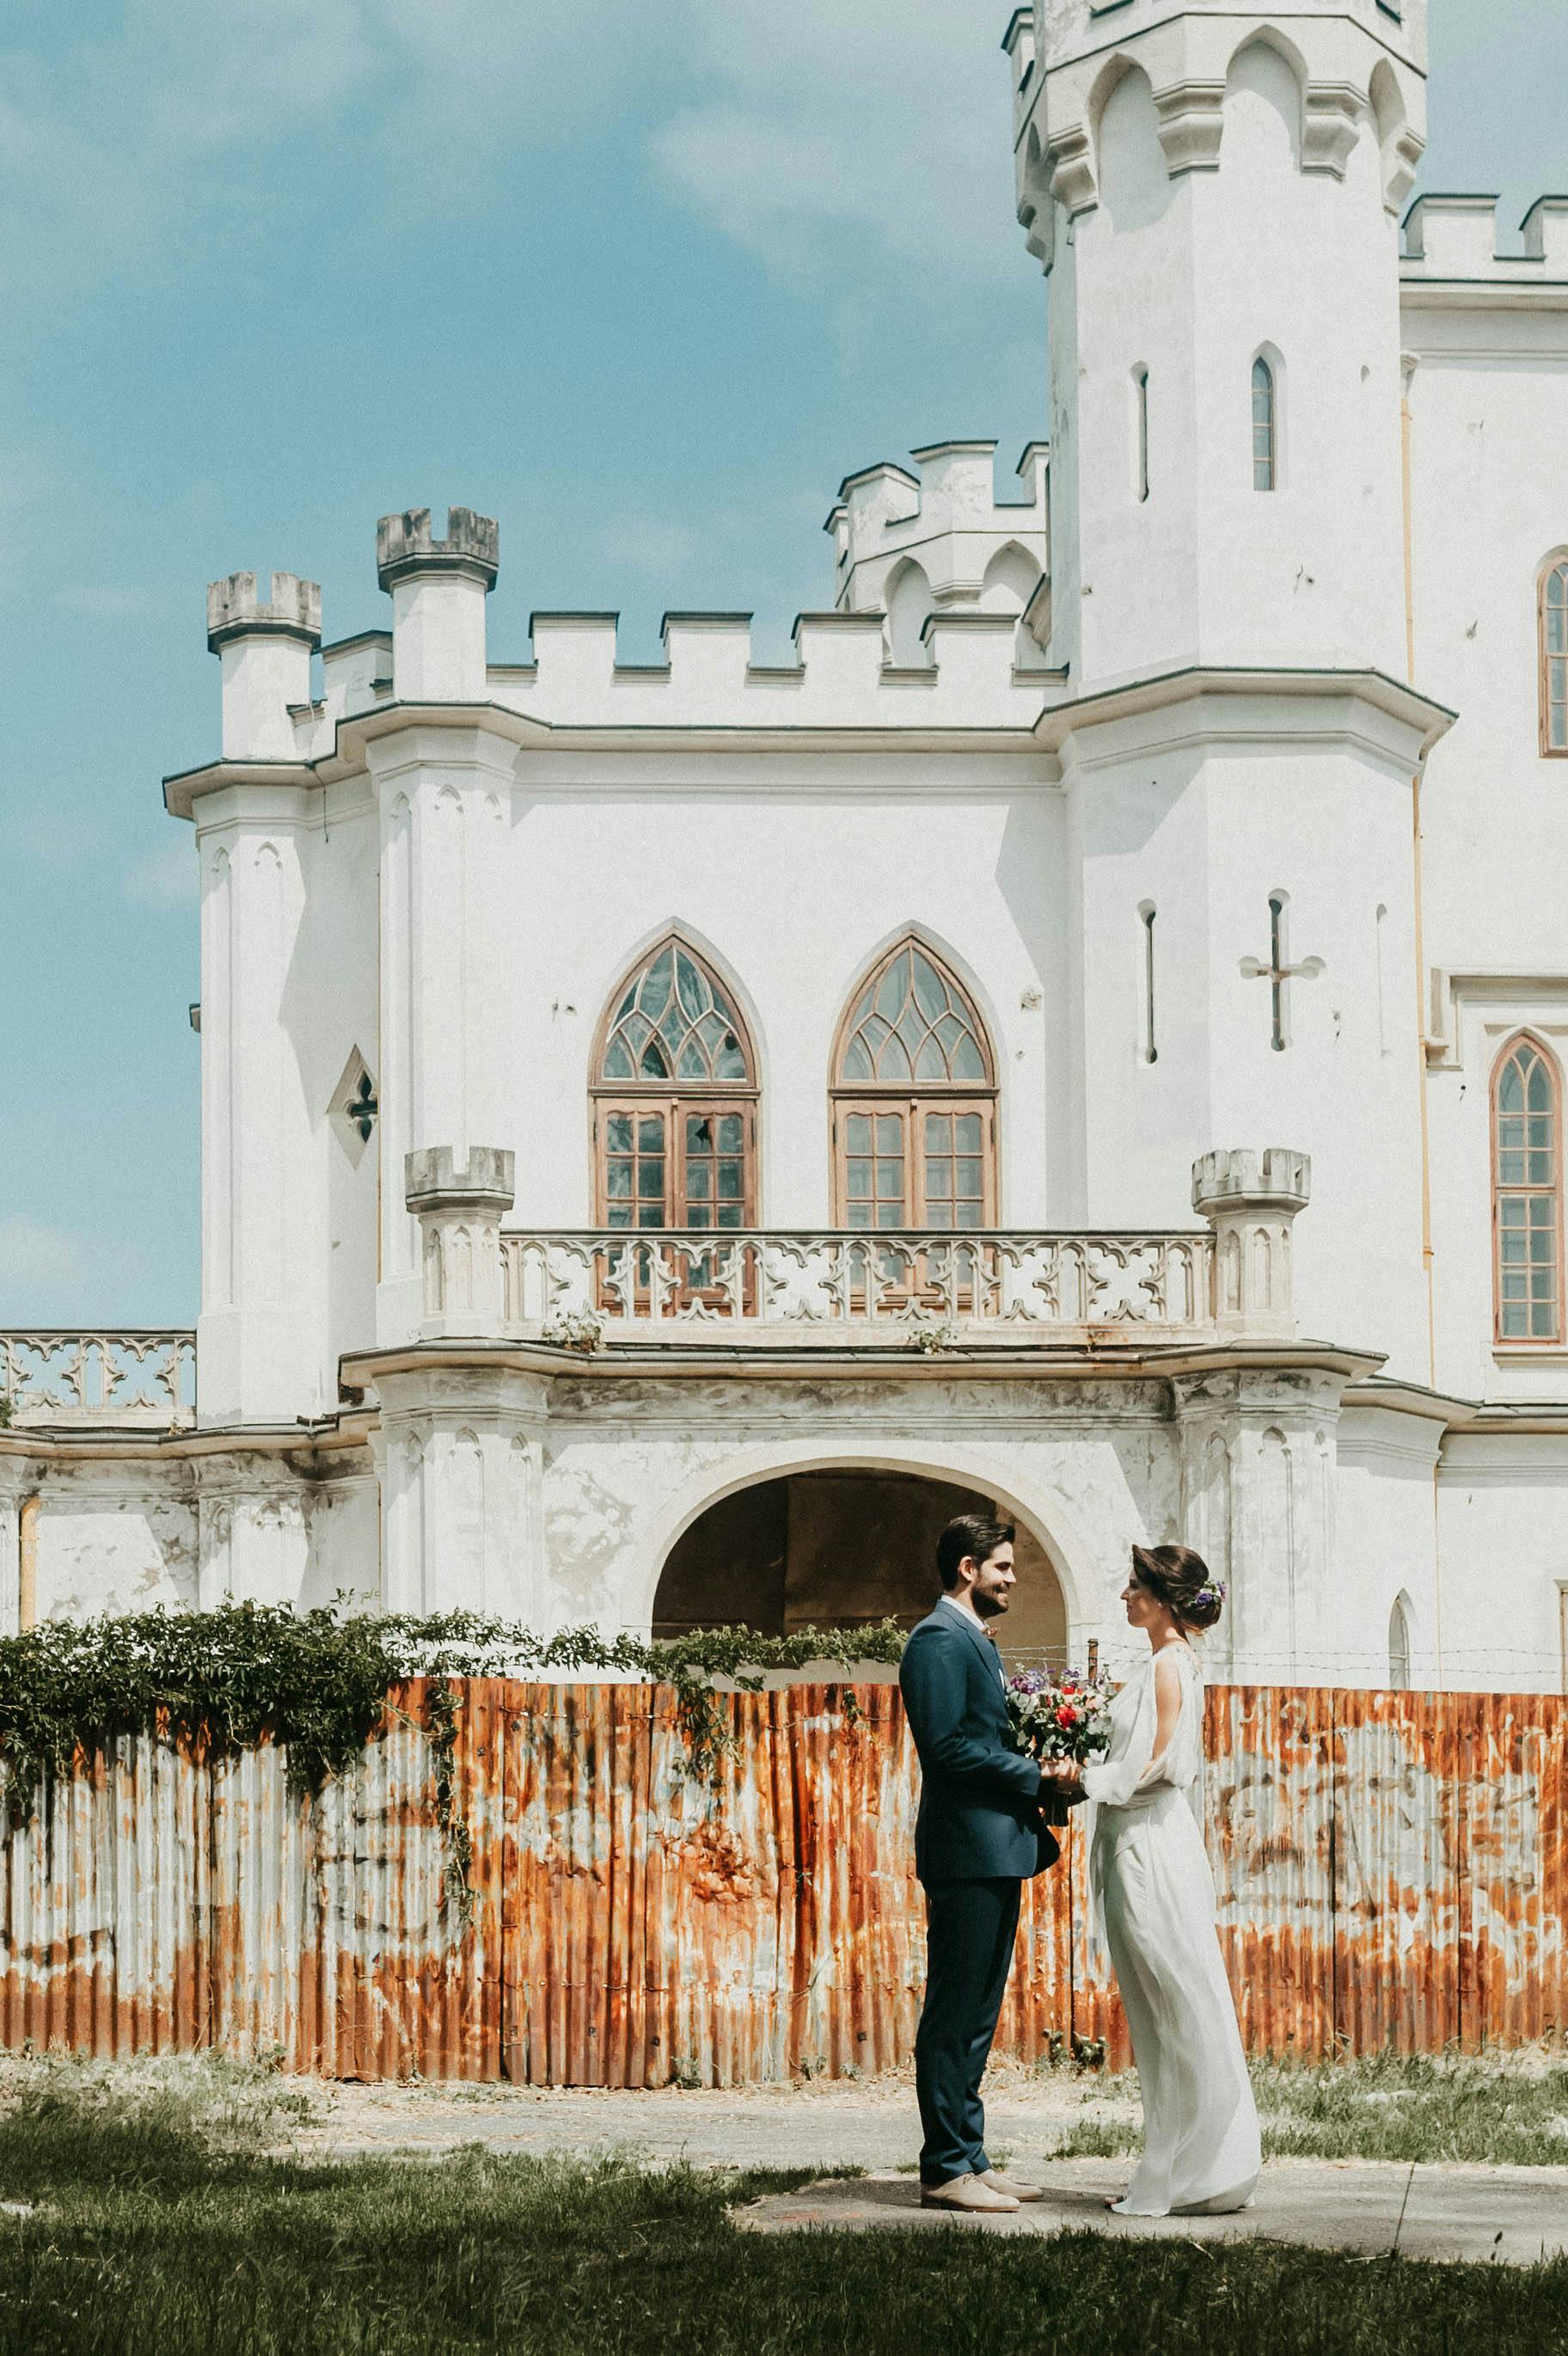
0, 1604, 910, 1928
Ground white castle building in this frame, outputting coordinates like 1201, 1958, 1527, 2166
4, 0, 1568, 1691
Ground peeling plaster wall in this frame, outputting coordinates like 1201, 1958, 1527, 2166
535, 1374, 1182, 1674
30, 1468, 199, 1623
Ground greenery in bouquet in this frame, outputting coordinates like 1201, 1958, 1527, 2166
1005, 1666, 1112, 1766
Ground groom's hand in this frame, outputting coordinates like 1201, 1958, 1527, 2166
1039, 1762, 1087, 1807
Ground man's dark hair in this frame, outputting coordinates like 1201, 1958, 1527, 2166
936, 1512, 1015, 1591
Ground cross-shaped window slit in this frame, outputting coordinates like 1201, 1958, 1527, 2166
1240, 893, 1323, 1052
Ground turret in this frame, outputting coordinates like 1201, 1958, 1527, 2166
205, 572, 321, 759
1007, 0, 1427, 687
827, 442, 1049, 665
376, 506, 499, 701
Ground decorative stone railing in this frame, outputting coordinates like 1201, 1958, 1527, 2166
0, 1332, 197, 1428
499, 1230, 1218, 1345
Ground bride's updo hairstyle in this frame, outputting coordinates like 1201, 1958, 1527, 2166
1130, 1544, 1226, 1632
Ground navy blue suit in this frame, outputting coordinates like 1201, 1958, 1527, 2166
899, 1600, 1060, 2185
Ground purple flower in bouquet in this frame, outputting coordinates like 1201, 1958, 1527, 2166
1005, 1666, 1113, 1766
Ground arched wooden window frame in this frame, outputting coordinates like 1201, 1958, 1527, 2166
829, 936, 999, 1230
1540, 559, 1568, 756
1491, 1030, 1565, 1346
589, 935, 759, 1231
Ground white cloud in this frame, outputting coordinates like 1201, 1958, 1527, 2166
57, 586, 156, 620
0, 0, 658, 333
651, 0, 1026, 283
0, 1217, 83, 1291
124, 839, 195, 909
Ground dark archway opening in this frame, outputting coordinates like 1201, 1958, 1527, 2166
652, 1469, 1067, 1663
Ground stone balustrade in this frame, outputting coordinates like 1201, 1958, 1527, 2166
0, 1333, 196, 1428
499, 1229, 1220, 1346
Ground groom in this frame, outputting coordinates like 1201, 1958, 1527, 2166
899, 1513, 1072, 2214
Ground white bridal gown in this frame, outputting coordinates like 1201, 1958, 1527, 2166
1081, 1644, 1261, 2216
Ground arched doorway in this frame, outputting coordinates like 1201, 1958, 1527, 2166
652, 1469, 1067, 1665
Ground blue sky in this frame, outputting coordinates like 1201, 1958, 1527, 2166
1, 0, 1564, 1328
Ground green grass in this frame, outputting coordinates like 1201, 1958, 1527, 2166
1050, 2048, 1568, 2169
2, 2058, 1568, 2354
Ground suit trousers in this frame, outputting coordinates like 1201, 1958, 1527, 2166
914, 1874, 1022, 2185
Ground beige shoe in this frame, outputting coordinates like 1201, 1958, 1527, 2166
920, 2175, 1020, 2214
978, 2169, 1044, 2202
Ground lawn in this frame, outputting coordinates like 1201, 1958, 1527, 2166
1, 2055, 1566, 2356
1051, 2046, 1568, 2169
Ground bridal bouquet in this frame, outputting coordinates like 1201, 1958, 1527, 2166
1005, 1666, 1113, 1767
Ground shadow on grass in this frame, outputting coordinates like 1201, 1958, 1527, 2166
2, 2055, 1567, 2355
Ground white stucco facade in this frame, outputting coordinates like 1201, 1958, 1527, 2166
6, 0, 1568, 1694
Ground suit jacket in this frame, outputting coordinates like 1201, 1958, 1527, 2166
898, 1602, 1061, 1885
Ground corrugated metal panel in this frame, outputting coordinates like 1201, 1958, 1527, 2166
2, 1681, 1565, 2083
1332, 1688, 1461, 2055
1212, 1685, 1338, 2062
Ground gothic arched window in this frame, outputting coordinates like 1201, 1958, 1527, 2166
1493, 1033, 1563, 1343
1252, 357, 1277, 492
831, 937, 996, 1228
592, 936, 756, 1230
1541, 561, 1568, 754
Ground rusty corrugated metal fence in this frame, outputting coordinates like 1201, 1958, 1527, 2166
1, 1682, 1562, 2079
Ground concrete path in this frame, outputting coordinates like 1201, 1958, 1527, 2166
292, 2077, 1568, 2268
300, 2078, 1106, 2174
738, 2159, 1568, 2268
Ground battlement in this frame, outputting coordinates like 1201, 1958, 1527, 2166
205, 571, 321, 651
1008, 0, 1427, 244
376, 506, 499, 592
482, 605, 1055, 735
1402, 194, 1568, 280
824, 441, 1049, 664
193, 492, 1063, 776
1012, 0, 1426, 78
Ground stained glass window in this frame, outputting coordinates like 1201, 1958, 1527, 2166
1494, 1035, 1562, 1343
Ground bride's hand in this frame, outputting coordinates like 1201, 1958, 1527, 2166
1041, 1759, 1084, 1795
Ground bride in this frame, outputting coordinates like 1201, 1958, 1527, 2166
1048, 1544, 1260, 2217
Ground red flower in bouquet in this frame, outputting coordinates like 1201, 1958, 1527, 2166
1004, 1666, 1112, 1766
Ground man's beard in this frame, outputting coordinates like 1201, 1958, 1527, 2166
972, 1586, 1009, 1621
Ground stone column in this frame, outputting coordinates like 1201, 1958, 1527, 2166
198, 571, 325, 1425
369, 506, 514, 1346
193, 1455, 310, 1609
375, 1369, 548, 1618
1192, 1149, 1311, 1342
405, 1147, 514, 1340
1173, 1365, 1343, 1688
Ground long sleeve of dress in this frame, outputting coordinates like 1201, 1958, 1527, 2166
1081, 1661, 1161, 1809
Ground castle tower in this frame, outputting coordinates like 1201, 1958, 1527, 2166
1008, 0, 1427, 686
1003, 2, 1449, 1384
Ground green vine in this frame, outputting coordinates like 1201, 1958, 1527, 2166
0, 1604, 909, 1933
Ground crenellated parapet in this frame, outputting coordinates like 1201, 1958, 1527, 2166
1402, 193, 1568, 281
205, 571, 322, 762
1004, 0, 1428, 260
376, 506, 499, 592
499, 604, 1054, 733
182, 488, 1060, 789
824, 440, 1050, 666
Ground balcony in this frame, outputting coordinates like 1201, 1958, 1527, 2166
499, 1229, 1218, 1349
0, 1332, 197, 1429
